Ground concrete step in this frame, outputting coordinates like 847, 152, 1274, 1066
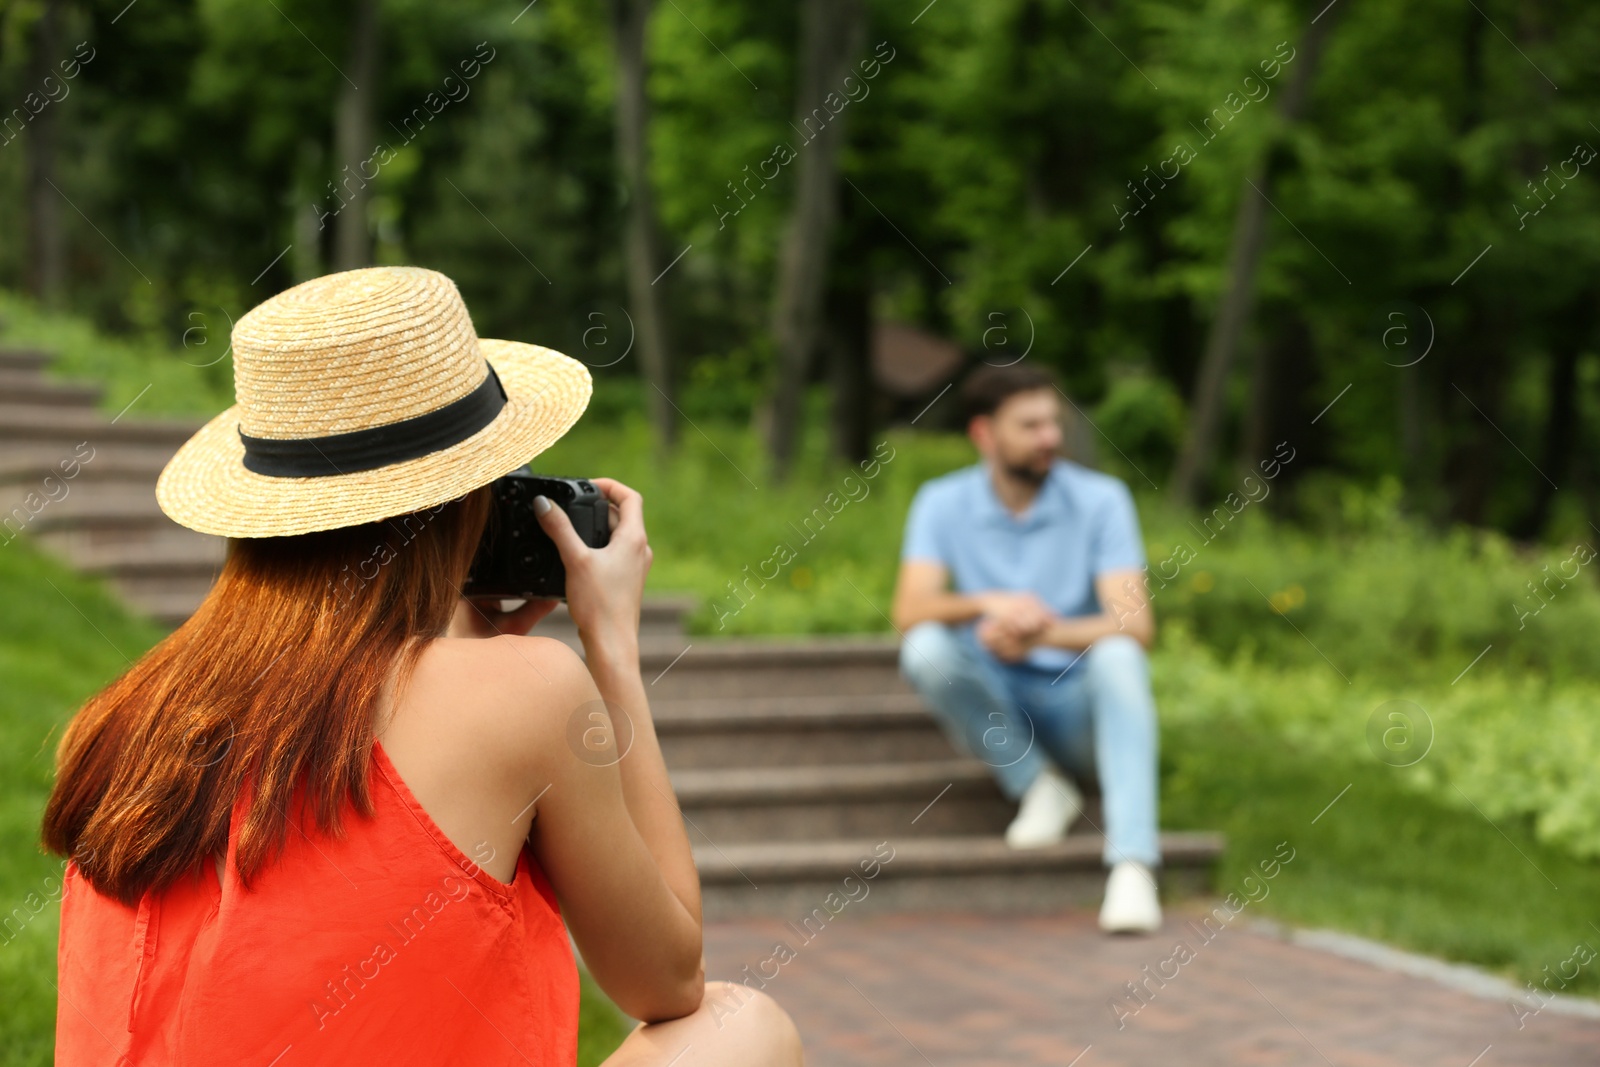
5, 482, 185, 558
0, 404, 202, 449
0, 442, 176, 484
0, 347, 53, 372
655, 692, 951, 768
68, 536, 227, 574
80, 538, 225, 621
32, 522, 206, 564
118, 587, 212, 628
694, 833, 1225, 919
536, 596, 694, 644
21, 483, 169, 532
23, 518, 222, 626
637, 636, 904, 699
111, 567, 220, 604
0, 370, 104, 409
673, 759, 1024, 842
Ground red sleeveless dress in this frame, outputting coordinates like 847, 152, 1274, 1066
55, 740, 579, 1065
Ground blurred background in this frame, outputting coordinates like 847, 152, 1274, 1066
4, 0, 1600, 1062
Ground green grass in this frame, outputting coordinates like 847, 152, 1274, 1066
0, 542, 157, 1066
0, 540, 631, 1067
578, 975, 635, 1062
1164, 706, 1600, 995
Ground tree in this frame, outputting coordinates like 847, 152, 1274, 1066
24, 0, 65, 306
1170, 2, 1345, 506
332, 0, 381, 271
610, 0, 677, 448
767, 0, 865, 477
824, 182, 874, 463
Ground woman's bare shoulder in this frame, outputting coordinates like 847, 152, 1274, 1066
379, 636, 594, 881
397, 634, 596, 775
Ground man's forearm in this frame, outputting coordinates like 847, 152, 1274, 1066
893, 591, 987, 630
1037, 612, 1151, 652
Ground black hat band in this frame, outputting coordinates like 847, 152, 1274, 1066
238, 363, 508, 478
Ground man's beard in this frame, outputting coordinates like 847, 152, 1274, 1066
1002, 454, 1053, 486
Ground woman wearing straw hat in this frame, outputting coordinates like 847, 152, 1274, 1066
41, 267, 802, 1066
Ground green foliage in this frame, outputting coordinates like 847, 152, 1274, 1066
0, 291, 232, 417
7, 0, 1600, 529
1093, 371, 1187, 477
1141, 487, 1600, 685
1155, 624, 1600, 861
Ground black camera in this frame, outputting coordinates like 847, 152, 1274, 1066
462, 469, 610, 600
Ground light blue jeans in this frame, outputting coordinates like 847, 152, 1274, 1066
899, 622, 1161, 868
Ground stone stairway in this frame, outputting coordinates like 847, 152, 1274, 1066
0, 344, 1223, 919
0, 347, 227, 625
642, 634, 1222, 918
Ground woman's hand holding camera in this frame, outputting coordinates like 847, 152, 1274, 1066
534, 477, 651, 663
447, 477, 649, 663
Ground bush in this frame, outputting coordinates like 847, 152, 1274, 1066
1156, 625, 1600, 860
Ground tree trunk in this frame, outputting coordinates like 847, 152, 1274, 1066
332, 0, 381, 272
1239, 314, 1311, 476
1398, 358, 1427, 509
825, 169, 874, 464
292, 141, 327, 283
25, 0, 65, 306
1439, 8, 1522, 528
768, 0, 867, 478
1446, 302, 1510, 526
825, 277, 872, 464
611, 0, 676, 448
1515, 301, 1588, 537
1171, 169, 1268, 502
1169, 5, 1344, 506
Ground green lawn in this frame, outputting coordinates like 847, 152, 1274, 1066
1163, 712, 1600, 994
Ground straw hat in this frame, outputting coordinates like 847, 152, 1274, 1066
155, 266, 591, 538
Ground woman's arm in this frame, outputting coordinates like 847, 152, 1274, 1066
514, 638, 704, 1022
518, 480, 703, 1021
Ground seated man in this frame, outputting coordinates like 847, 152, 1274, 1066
891, 363, 1162, 933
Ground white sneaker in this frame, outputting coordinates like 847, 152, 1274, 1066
1098, 861, 1162, 934
1003, 766, 1083, 849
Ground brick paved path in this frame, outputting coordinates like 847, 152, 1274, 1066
703, 906, 1599, 1066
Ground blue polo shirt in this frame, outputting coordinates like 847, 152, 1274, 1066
900, 459, 1146, 672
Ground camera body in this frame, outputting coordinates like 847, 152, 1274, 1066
462, 469, 610, 600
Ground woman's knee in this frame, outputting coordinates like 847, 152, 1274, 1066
611, 982, 803, 1066
702, 982, 803, 1064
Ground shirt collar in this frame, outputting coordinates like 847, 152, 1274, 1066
976, 459, 1071, 527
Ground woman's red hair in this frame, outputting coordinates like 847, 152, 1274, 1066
41, 488, 492, 908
